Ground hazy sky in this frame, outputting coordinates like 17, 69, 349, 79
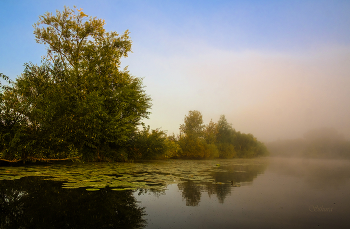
1, 0, 350, 142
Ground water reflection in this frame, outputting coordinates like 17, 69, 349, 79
6, 158, 348, 228
136, 158, 350, 229
178, 162, 267, 206
0, 177, 146, 229
178, 181, 202, 206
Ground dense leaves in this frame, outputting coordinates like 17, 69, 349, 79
177, 111, 268, 159
0, 7, 151, 162
178, 111, 218, 159
127, 125, 168, 160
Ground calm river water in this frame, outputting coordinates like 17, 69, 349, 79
1, 157, 349, 228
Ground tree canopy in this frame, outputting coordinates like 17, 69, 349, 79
0, 7, 151, 162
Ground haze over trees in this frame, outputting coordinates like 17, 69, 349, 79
0, 7, 268, 163
266, 127, 350, 158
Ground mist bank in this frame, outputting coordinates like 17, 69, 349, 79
265, 127, 350, 159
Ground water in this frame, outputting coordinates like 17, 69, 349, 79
1, 158, 349, 228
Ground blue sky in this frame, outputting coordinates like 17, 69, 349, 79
1, 0, 350, 141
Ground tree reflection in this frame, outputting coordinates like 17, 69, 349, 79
178, 181, 202, 206
178, 163, 267, 206
0, 177, 146, 229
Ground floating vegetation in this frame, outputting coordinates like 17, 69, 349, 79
111, 188, 127, 191
0, 158, 268, 191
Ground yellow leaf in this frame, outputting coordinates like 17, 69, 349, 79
80, 12, 88, 17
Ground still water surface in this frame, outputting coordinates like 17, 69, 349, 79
1, 157, 349, 228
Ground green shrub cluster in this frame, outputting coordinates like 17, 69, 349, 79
175, 111, 268, 159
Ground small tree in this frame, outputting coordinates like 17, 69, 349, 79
216, 115, 236, 158
179, 111, 218, 159
179, 110, 204, 138
203, 119, 217, 145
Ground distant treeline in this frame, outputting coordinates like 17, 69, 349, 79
164, 111, 268, 159
266, 128, 350, 159
116, 110, 268, 160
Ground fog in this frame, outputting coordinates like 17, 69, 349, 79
265, 127, 350, 158
125, 44, 350, 142
267, 157, 350, 189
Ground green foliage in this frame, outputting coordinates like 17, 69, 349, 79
179, 110, 204, 138
179, 135, 218, 159
0, 7, 151, 162
178, 111, 219, 159
128, 126, 168, 160
0, 73, 11, 93
1, 73, 36, 161
216, 115, 234, 145
216, 115, 236, 158
233, 132, 268, 157
177, 112, 268, 159
203, 119, 217, 144
216, 143, 236, 159
163, 134, 182, 158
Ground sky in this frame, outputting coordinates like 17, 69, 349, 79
1, 0, 350, 142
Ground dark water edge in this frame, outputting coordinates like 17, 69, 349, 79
0, 177, 146, 229
1, 158, 350, 229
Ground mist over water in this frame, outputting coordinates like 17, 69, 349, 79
266, 127, 350, 159
136, 45, 350, 144
135, 157, 350, 229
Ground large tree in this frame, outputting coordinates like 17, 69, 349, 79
0, 7, 151, 161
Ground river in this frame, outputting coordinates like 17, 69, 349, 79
1, 157, 349, 228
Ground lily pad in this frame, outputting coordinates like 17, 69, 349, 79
86, 188, 100, 191
0, 158, 268, 191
